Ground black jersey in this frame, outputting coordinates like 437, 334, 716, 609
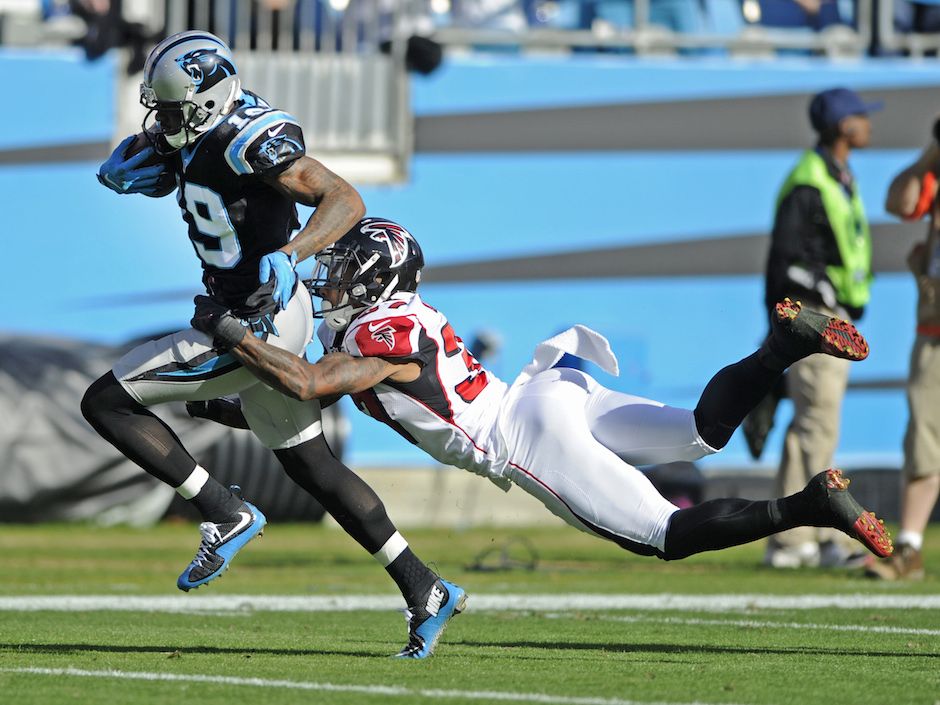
167, 91, 306, 307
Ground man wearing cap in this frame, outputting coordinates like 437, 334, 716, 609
760, 87, 882, 569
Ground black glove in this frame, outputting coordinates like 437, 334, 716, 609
191, 295, 248, 350
237, 278, 279, 318
186, 398, 250, 429
932, 117, 940, 145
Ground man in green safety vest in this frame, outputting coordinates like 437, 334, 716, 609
759, 87, 882, 569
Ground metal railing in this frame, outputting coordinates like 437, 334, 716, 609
135, 0, 415, 183
876, 0, 940, 56
429, 0, 873, 56
4, 0, 940, 57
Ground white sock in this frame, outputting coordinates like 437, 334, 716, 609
176, 465, 210, 500
896, 530, 923, 551
372, 531, 408, 567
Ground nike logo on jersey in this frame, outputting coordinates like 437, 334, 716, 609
425, 584, 445, 617
368, 320, 397, 352
216, 511, 252, 545
267, 123, 285, 137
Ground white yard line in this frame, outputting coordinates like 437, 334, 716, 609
0, 667, 755, 705
544, 613, 940, 637
0, 593, 937, 613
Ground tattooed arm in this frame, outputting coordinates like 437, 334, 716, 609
229, 334, 420, 402
264, 155, 365, 262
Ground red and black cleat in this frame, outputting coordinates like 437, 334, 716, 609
812, 468, 893, 558
760, 298, 870, 370
773, 298, 870, 361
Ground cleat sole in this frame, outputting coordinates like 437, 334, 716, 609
852, 510, 894, 558
774, 298, 870, 362
821, 319, 869, 361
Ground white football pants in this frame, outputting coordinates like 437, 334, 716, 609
112, 286, 322, 450
498, 366, 718, 552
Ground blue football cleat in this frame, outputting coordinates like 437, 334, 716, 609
395, 578, 467, 659
177, 500, 266, 592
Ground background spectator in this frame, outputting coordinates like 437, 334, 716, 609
759, 87, 880, 569
869, 128, 940, 581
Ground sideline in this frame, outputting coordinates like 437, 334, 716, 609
544, 612, 940, 637
0, 593, 938, 613
0, 667, 757, 705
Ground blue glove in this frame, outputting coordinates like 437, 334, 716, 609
259, 250, 298, 310
97, 135, 168, 195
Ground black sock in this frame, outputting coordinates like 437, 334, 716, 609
662, 495, 804, 560
693, 351, 783, 449
386, 547, 438, 608
190, 479, 243, 523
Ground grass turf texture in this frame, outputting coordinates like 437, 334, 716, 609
0, 523, 937, 705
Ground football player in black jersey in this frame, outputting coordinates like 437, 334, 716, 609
83, 33, 447, 629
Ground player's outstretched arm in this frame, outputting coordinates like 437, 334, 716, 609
232, 336, 405, 402
190, 294, 413, 401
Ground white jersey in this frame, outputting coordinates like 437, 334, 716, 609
318, 292, 509, 480
319, 293, 717, 552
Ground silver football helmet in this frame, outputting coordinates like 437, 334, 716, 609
140, 31, 241, 152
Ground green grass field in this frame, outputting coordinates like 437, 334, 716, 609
1, 522, 938, 705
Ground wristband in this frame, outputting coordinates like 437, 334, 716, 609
213, 314, 248, 350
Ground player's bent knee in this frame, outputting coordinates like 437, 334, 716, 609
81, 372, 136, 427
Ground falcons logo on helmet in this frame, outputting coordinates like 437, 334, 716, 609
362, 220, 412, 268
368, 320, 397, 352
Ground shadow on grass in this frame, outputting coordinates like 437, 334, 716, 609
5, 639, 936, 661
0, 642, 389, 659
455, 640, 938, 659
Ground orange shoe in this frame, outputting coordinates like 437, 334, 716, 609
865, 543, 924, 581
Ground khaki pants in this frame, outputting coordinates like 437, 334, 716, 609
769, 349, 851, 549
903, 336, 940, 479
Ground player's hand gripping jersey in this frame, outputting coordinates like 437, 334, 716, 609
318, 293, 510, 481
153, 91, 306, 309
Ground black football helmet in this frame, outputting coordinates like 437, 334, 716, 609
310, 217, 424, 331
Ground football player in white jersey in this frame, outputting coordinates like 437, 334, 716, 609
190, 217, 894, 633
83, 34, 453, 630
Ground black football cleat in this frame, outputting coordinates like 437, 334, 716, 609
177, 498, 266, 592
760, 298, 869, 369
805, 468, 893, 559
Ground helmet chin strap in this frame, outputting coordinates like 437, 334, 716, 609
321, 275, 401, 331
324, 311, 351, 331
322, 291, 363, 332
324, 303, 369, 331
